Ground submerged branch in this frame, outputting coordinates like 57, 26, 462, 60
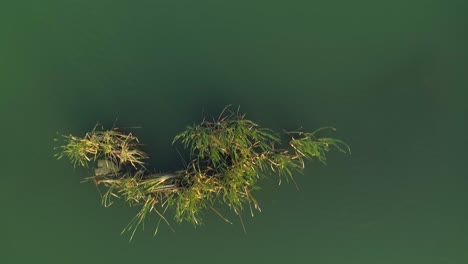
55, 106, 350, 239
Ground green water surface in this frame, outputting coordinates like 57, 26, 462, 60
2, 0, 467, 263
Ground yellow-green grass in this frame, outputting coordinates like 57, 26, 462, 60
55, 107, 350, 240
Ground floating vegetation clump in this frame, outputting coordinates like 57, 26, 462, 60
55, 106, 350, 239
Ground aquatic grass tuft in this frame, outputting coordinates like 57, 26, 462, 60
54, 125, 148, 169
55, 106, 350, 240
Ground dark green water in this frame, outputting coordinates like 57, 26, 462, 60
2, 1, 467, 263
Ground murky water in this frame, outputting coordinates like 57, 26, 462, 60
2, 0, 467, 263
